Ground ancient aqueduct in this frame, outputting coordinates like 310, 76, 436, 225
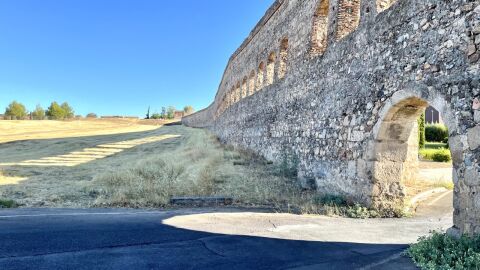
183, 0, 480, 235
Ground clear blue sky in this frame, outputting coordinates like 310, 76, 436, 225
0, 0, 274, 117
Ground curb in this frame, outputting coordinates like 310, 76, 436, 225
405, 187, 448, 213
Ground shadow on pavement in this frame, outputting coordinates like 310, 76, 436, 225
0, 208, 416, 270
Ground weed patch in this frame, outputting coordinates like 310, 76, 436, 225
0, 199, 17, 208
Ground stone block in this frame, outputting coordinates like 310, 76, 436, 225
467, 125, 480, 150
465, 167, 480, 186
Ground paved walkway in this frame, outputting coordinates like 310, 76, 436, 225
0, 192, 452, 269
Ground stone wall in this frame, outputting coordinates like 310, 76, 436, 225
183, 0, 480, 235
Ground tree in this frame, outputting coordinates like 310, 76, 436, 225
46, 102, 65, 120
151, 113, 162, 119
145, 106, 150, 119
31, 105, 45, 120
183, 106, 194, 115
418, 112, 426, 149
4, 101, 27, 120
86, 113, 98, 118
61, 102, 74, 119
167, 106, 176, 119
161, 107, 167, 119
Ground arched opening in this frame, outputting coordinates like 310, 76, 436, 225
311, 0, 329, 56
336, 0, 361, 41
241, 77, 248, 98
372, 96, 454, 220
249, 70, 256, 96
230, 86, 235, 106
257, 62, 265, 91
278, 39, 289, 79
266, 52, 276, 86
235, 82, 241, 102
376, 0, 397, 13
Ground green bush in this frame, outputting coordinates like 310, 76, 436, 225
407, 231, 480, 270
315, 194, 347, 206
0, 199, 17, 208
419, 148, 452, 163
432, 150, 452, 162
31, 105, 46, 120
425, 124, 449, 142
4, 101, 27, 120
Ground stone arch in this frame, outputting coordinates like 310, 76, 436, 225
370, 89, 465, 232
242, 77, 248, 98
249, 70, 256, 96
336, 0, 361, 41
376, 0, 397, 13
235, 82, 241, 102
278, 38, 289, 79
257, 62, 265, 91
311, 0, 329, 56
266, 52, 276, 86
230, 86, 235, 105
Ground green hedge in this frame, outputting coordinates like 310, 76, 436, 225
425, 124, 448, 142
419, 148, 452, 163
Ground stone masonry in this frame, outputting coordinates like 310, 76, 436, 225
183, 0, 480, 235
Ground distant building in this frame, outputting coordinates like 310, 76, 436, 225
174, 111, 185, 119
425, 106, 443, 124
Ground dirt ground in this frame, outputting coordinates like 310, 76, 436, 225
0, 120, 187, 207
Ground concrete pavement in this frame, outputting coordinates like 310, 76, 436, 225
0, 191, 453, 269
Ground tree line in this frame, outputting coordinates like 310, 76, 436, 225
145, 105, 195, 120
3, 101, 75, 120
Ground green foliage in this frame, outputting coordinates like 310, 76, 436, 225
4, 101, 27, 120
46, 101, 74, 120
420, 148, 452, 163
167, 106, 176, 119
183, 105, 194, 115
151, 113, 162, 119
346, 204, 380, 219
145, 106, 150, 119
0, 199, 17, 208
86, 113, 98, 118
432, 150, 452, 162
31, 105, 46, 120
418, 113, 426, 148
312, 194, 381, 219
407, 231, 480, 270
61, 102, 74, 119
425, 124, 449, 142
315, 194, 347, 206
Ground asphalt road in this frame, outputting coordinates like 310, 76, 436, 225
0, 192, 453, 270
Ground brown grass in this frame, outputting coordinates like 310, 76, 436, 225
87, 128, 312, 210
0, 119, 162, 144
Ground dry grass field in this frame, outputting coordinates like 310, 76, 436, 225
0, 119, 161, 144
